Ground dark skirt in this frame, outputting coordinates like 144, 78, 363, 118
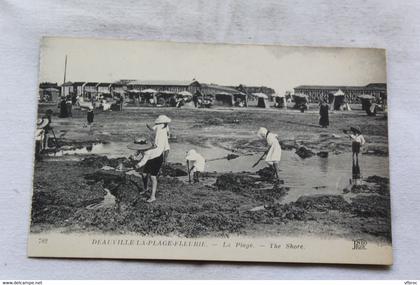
319, 105, 329, 127
143, 154, 164, 176
59, 101, 68, 118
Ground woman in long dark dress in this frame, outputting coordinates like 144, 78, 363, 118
59, 97, 68, 118
319, 101, 329, 128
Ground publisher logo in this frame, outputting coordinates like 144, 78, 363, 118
352, 239, 367, 250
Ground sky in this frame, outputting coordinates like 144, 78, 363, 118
39, 37, 387, 94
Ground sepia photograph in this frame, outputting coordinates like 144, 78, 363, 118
28, 37, 391, 264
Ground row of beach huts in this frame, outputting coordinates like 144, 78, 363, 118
38, 80, 386, 110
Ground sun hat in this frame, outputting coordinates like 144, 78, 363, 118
127, 136, 154, 151
257, 127, 268, 138
186, 149, 198, 161
155, 115, 171, 124
37, 118, 49, 129
350, 126, 362, 134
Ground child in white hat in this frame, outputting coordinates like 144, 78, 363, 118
343, 126, 366, 183
186, 149, 205, 183
257, 127, 282, 180
147, 115, 171, 162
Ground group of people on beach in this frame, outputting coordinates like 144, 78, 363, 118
37, 102, 366, 202
317, 100, 366, 182
127, 114, 211, 202
126, 113, 283, 202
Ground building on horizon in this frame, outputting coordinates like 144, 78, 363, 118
41, 79, 276, 108
293, 83, 387, 103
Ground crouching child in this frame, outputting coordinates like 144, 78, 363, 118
257, 127, 282, 181
186, 149, 205, 183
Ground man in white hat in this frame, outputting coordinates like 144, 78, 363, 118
257, 127, 281, 181
186, 149, 205, 183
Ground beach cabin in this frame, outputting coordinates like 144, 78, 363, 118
198, 83, 247, 107
252, 93, 270, 108
233, 93, 247, 107
83, 82, 99, 100
110, 83, 125, 97
39, 82, 60, 102
358, 94, 379, 115
97, 83, 112, 97
156, 90, 179, 106
329, 89, 346, 110
272, 93, 286, 108
61, 82, 74, 97
213, 92, 234, 107
72, 82, 85, 97
292, 93, 309, 110
139, 89, 158, 105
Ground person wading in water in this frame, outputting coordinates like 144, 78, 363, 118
256, 127, 282, 181
343, 126, 366, 184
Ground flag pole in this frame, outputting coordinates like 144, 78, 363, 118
63, 55, 67, 84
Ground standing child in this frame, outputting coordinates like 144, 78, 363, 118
257, 127, 282, 181
147, 115, 171, 164
343, 126, 366, 183
87, 106, 94, 125
35, 118, 49, 153
129, 137, 165, 203
40, 109, 53, 150
186, 149, 205, 183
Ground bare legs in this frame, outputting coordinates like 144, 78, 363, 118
193, 171, 200, 183
271, 162, 280, 181
161, 150, 169, 176
148, 176, 157, 202
142, 175, 148, 191
142, 174, 158, 203
352, 152, 361, 184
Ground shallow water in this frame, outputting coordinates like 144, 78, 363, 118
46, 141, 389, 203
169, 144, 388, 203
277, 152, 388, 203
47, 142, 131, 158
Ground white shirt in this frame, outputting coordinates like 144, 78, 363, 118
350, 134, 366, 145
187, 153, 205, 172
265, 132, 282, 163
153, 124, 170, 151
136, 147, 162, 168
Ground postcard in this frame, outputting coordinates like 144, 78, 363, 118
29, 37, 391, 265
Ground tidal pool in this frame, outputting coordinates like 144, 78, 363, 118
46, 141, 389, 203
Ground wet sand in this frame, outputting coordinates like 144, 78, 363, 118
31, 104, 391, 242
